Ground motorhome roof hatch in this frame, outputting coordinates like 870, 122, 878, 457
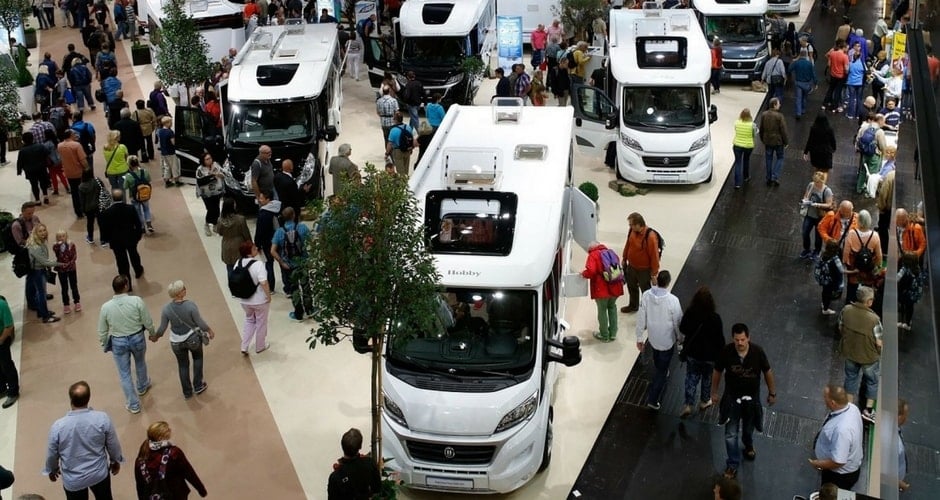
422, 3, 456, 24
443, 149, 501, 190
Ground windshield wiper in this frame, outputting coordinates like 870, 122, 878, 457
396, 353, 462, 381
477, 369, 522, 382
282, 139, 312, 146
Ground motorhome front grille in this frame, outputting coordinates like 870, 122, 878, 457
723, 61, 759, 72
414, 379, 502, 392
642, 156, 691, 168
768, 0, 789, 4
406, 441, 496, 465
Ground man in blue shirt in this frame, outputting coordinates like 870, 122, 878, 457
43, 380, 124, 498
386, 112, 416, 176
810, 384, 863, 489
789, 49, 817, 120
271, 206, 313, 320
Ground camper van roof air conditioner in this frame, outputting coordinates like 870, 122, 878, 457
249, 31, 274, 51
491, 98, 524, 123
443, 150, 501, 190
256, 64, 300, 86
422, 3, 455, 25
642, 1, 662, 15
514, 145, 547, 161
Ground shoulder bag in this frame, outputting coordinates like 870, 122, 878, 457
678, 321, 703, 363
168, 303, 210, 346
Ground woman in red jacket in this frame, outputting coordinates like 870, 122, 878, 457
135, 421, 207, 499
581, 241, 625, 342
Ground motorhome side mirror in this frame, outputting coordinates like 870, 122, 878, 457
709, 104, 718, 124
545, 336, 582, 367
322, 126, 338, 142
604, 110, 619, 130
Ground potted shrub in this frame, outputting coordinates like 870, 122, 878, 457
131, 40, 152, 66
578, 181, 599, 202
23, 26, 36, 48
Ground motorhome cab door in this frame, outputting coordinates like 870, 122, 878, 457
569, 84, 619, 167
173, 106, 215, 178
364, 22, 401, 88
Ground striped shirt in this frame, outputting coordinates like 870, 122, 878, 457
376, 96, 398, 127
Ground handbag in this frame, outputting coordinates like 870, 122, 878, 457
678, 322, 703, 363
46, 269, 57, 285
64, 88, 76, 105
168, 304, 210, 346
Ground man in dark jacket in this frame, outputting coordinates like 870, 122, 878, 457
757, 97, 788, 187
401, 70, 424, 129
273, 159, 304, 215
327, 428, 381, 500
494, 67, 511, 97
254, 190, 282, 292
113, 108, 143, 158
16, 132, 51, 204
100, 189, 144, 291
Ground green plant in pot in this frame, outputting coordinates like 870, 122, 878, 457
23, 26, 36, 48
578, 181, 599, 203
131, 39, 152, 66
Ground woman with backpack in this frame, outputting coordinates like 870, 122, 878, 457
123, 156, 154, 234
816, 240, 845, 315
677, 286, 725, 418
842, 210, 883, 304
103, 130, 129, 190
799, 171, 834, 260
233, 240, 272, 355
897, 251, 923, 331
580, 241, 624, 343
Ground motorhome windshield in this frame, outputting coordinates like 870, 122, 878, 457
227, 101, 315, 143
402, 36, 467, 67
704, 16, 765, 43
388, 289, 536, 373
621, 87, 705, 129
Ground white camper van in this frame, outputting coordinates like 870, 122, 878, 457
381, 101, 590, 494
143, 0, 245, 65
364, 0, 496, 105
767, 0, 801, 15
572, 4, 717, 184
692, 0, 770, 81
174, 21, 343, 213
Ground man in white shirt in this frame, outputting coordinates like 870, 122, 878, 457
636, 270, 683, 410
810, 384, 863, 489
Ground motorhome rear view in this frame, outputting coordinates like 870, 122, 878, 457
380, 101, 591, 493
692, 0, 770, 81
143, 0, 245, 65
364, 0, 496, 105
173, 21, 343, 212
572, 4, 717, 184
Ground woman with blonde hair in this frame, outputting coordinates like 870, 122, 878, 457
103, 130, 129, 190
25, 223, 61, 323
799, 171, 834, 260
152, 281, 215, 399
731, 108, 758, 188
135, 421, 208, 499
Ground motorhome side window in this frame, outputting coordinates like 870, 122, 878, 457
636, 38, 687, 69
622, 87, 705, 128
228, 101, 314, 142
425, 191, 517, 255
705, 17, 764, 42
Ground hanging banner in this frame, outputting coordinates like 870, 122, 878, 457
497, 16, 523, 75
891, 31, 907, 64
356, 1, 377, 25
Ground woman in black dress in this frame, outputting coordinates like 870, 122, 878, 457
803, 114, 837, 180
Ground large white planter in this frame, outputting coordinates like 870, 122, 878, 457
17, 85, 33, 115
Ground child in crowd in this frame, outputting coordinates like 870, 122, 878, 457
53, 229, 81, 314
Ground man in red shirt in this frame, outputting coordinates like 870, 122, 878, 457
927, 44, 940, 90
243, 0, 261, 22
711, 38, 723, 94
531, 24, 548, 69
823, 40, 849, 112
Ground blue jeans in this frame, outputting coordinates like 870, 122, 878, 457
132, 200, 151, 227
111, 332, 150, 411
407, 105, 420, 130
846, 85, 864, 117
683, 358, 714, 406
27, 269, 51, 319
843, 359, 880, 400
801, 216, 822, 253
764, 145, 784, 182
74, 84, 93, 110
646, 346, 674, 405
732, 146, 752, 187
769, 83, 784, 103
725, 410, 756, 468
107, 175, 125, 191
795, 81, 813, 117
171, 338, 204, 398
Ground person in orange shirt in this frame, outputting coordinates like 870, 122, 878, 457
818, 200, 858, 247
243, 0, 261, 22
620, 212, 660, 313
823, 40, 849, 112
895, 208, 926, 259
927, 44, 940, 90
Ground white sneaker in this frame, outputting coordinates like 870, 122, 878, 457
822, 308, 836, 315
204, 223, 212, 236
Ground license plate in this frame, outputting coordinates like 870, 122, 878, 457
652, 175, 681, 183
729, 74, 749, 80
426, 476, 474, 489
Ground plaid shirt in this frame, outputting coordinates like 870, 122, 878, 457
30, 120, 56, 142
514, 72, 531, 98
376, 96, 398, 127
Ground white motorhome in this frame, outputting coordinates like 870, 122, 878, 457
174, 21, 343, 212
692, 0, 770, 81
572, 4, 717, 184
496, 0, 556, 45
382, 101, 590, 494
143, 0, 245, 65
767, 0, 801, 15
364, 0, 496, 105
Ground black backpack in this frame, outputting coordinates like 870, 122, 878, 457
396, 124, 413, 152
228, 259, 259, 298
283, 227, 303, 261
1, 218, 31, 278
851, 230, 876, 273
644, 228, 665, 258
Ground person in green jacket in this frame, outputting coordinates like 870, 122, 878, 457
103, 130, 129, 190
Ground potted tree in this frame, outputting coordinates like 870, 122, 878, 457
131, 39, 152, 66
153, 0, 211, 103
23, 25, 36, 48
0, 0, 31, 45
0, 52, 23, 151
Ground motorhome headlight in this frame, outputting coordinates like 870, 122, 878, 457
688, 135, 709, 152
756, 46, 769, 59
495, 392, 538, 433
383, 393, 409, 428
620, 132, 643, 151
444, 73, 463, 87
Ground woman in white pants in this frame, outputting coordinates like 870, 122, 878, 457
347, 32, 363, 81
